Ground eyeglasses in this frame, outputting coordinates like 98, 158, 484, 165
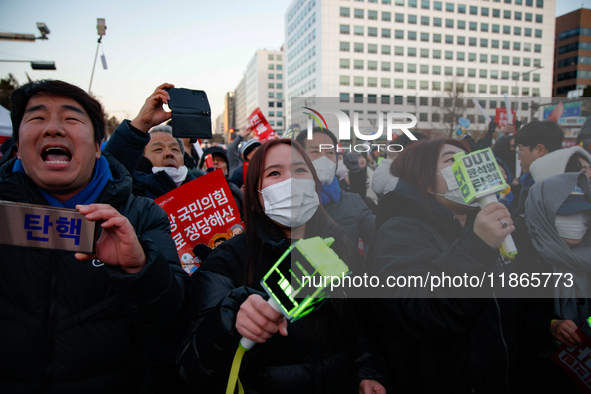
515, 146, 528, 154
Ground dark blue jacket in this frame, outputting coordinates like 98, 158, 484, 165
0, 155, 189, 393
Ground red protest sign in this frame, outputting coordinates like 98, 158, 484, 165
248, 108, 276, 143
552, 326, 591, 393
155, 170, 242, 274
243, 161, 249, 181
494, 108, 517, 129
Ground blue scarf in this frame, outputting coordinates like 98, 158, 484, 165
13, 156, 114, 208
320, 176, 341, 205
520, 172, 534, 190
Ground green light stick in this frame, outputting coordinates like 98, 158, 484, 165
451, 148, 518, 259
226, 237, 350, 394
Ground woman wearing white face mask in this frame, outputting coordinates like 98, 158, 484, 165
368, 139, 518, 393
178, 139, 389, 394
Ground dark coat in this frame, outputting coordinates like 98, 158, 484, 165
369, 179, 518, 394
0, 155, 189, 393
324, 190, 376, 250
104, 122, 243, 216
178, 226, 389, 393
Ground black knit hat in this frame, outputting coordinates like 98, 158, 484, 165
240, 139, 262, 160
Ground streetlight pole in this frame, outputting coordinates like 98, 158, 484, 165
88, 18, 106, 94
0, 60, 56, 70
512, 66, 544, 122
0, 23, 50, 42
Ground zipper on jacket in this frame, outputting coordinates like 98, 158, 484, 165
493, 292, 509, 392
43, 251, 60, 393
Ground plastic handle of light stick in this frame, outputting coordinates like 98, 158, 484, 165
472, 99, 492, 123
503, 93, 513, 125
239, 298, 283, 350
477, 194, 518, 259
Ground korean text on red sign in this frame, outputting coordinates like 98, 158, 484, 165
247, 108, 276, 143
155, 170, 240, 260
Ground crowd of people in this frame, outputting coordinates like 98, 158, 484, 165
1, 79, 591, 393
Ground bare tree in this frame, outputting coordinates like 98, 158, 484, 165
0, 74, 19, 111
441, 77, 468, 138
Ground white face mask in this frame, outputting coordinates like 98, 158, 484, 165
259, 177, 319, 228
433, 166, 479, 208
152, 165, 188, 187
555, 213, 590, 241
312, 155, 337, 185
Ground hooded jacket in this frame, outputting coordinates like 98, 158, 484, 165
369, 179, 518, 393
0, 155, 188, 393
178, 221, 389, 393
525, 173, 591, 325
529, 146, 591, 184
371, 158, 399, 199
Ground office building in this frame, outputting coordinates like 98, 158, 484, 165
233, 48, 286, 137
553, 8, 591, 97
285, 0, 555, 133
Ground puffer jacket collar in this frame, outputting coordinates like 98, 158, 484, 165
376, 179, 477, 243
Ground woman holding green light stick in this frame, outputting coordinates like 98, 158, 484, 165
178, 139, 388, 393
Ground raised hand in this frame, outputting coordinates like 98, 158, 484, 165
474, 202, 514, 249
130, 83, 174, 133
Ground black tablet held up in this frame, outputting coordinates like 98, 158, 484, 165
165, 87, 212, 139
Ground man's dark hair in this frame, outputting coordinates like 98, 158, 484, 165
514, 120, 564, 153
295, 127, 338, 151
10, 80, 105, 145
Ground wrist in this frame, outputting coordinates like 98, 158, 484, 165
120, 253, 147, 274
130, 118, 150, 133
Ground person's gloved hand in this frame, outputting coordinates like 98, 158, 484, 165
488, 120, 498, 134
343, 152, 361, 173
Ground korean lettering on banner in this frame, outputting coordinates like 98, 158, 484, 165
552, 328, 591, 393
494, 108, 517, 129
248, 108, 276, 143
24, 214, 82, 245
460, 150, 503, 193
155, 170, 242, 274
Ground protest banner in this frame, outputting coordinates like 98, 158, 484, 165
155, 170, 242, 274
552, 321, 591, 393
494, 107, 517, 129
0, 201, 97, 253
248, 108, 276, 143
